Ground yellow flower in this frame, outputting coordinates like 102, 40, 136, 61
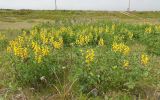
98, 38, 104, 46
112, 43, 119, 52
35, 55, 42, 63
7, 47, 12, 53
9, 40, 18, 49
123, 60, 129, 68
145, 27, 152, 33
113, 36, 124, 43
123, 45, 130, 55
17, 36, 24, 45
31, 41, 36, 49
13, 46, 28, 59
112, 43, 130, 55
53, 42, 59, 49
42, 46, 49, 56
22, 48, 28, 59
76, 35, 90, 46
32, 42, 41, 55
52, 38, 63, 49
7, 37, 28, 60
30, 28, 38, 37
128, 32, 133, 40
40, 32, 49, 44
141, 53, 149, 65
85, 49, 95, 64
31, 41, 47, 63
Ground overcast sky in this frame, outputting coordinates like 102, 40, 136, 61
0, 0, 160, 11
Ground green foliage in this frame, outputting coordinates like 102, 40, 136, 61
0, 33, 8, 51
2, 19, 160, 99
74, 47, 151, 94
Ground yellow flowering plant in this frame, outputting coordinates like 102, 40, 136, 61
141, 53, 149, 65
112, 42, 130, 55
123, 60, 129, 69
85, 49, 95, 64
52, 38, 63, 49
145, 27, 152, 34
76, 35, 90, 46
6, 29, 65, 86
4, 21, 158, 96
98, 38, 104, 46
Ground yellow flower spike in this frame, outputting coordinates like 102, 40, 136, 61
85, 49, 95, 64
11, 46, 28, 60
145, 27, 152, 34
40, 32, 48, 44
19, 47, 28, 59
6, 47, 12, 53
35, 55, 42, 63
141, 53, 149, 65
123, 45, 130, 55
31, 30, 35, 36
59, 38, 63, 44
76, 35, 90, 46
31, 41, 36, 49
98, 38, 104, 46
53, 41, 61, 49
42, 47, 49, 56
112, 43, 130, 55
123, 60, 129, 68
52, 38, 63, 49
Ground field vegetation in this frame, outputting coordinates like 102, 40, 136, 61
0, 10, 160, 99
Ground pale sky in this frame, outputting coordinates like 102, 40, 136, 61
0, 0, 160, 11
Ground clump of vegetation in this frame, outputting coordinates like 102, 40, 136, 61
4, 20, 160, 99
0, 33, 8, 51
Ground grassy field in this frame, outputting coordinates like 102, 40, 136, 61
0, 10, 160, 100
